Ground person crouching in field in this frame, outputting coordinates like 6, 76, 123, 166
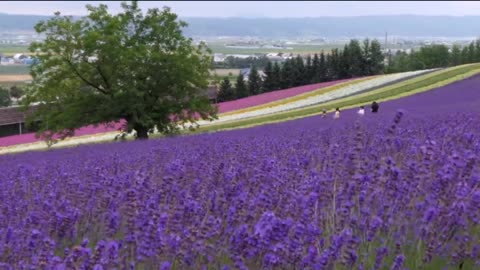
321, 109, 327, 118
357, 106, 365, 116
371, 101, 379, 113
334, 108, 340, 119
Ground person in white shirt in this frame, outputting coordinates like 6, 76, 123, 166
333, 108, 340, 119
357, 106, 365, 116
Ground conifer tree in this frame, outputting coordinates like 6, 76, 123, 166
262, 61, 275, 92
369, 39, 385, 75
272, 62, 281, 90
450, 45, 462, 66
217, 77, 235, 102
248, 65, 262, 95
311, 53, 320, 83
280, 59, 294, 89
305, 55, 313, 84
319, 51, 327, 82
293, 55, 306, 86
235, 73, 249, 98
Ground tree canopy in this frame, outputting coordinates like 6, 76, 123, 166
23, 0, 217, 141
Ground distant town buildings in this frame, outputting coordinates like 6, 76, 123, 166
0, 54, 38, 65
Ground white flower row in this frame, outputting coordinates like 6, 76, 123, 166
189, 69, 438, 128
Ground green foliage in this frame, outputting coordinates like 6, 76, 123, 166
311, 53, 320, 83
235, 73, 248, 98
280, 58, 294, 89
386, 39, 480, 73
271, 62, 281, 91
9, 85, 24, 99
261, 61, 275, 92
215, 55, 270, 69
217, 77, 235, 102
305, 55, 313, 82
23, 0, 217, 141
0, 87, 11, 107
292, 55, 306, 86
247, 65, 262, 95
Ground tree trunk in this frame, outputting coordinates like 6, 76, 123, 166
134, 123, 149, 140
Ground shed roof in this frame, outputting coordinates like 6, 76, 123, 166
0, 105, 37, 126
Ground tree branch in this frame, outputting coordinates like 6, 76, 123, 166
64, 58, 108, 95
96, 65, 111, 91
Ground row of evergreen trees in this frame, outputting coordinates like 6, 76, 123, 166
386, 39, 480, 73
217, 38, 480, 103
217, 39, 384, 102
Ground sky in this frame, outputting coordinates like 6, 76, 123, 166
0, 1, 480, 17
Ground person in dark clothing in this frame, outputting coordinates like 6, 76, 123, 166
371, 101, 379, 113
321, 109, 327, 118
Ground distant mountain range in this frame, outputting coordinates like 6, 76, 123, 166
1, 13, 480, 38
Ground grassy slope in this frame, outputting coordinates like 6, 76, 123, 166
192, 63, 480, 133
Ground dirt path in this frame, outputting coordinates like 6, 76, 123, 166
0, 75, 32, 82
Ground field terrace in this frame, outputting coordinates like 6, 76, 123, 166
0, 66, 476, 151
0, 76, 365, 148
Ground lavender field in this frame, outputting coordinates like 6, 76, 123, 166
0, 75, 480, 269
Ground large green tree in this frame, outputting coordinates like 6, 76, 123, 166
23, 1, 217, 141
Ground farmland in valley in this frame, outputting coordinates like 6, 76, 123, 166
0, 65, 31, 75
0, 45, 31, 55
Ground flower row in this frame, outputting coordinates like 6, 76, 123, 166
196, 69, 437, 126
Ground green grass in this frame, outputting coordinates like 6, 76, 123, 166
0, 65, 31, 75
0, 81, 29, 88
191, 64, 480, 133
0, 45, 31, 55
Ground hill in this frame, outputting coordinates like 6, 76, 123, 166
182, 16, 480, 38
1, 13, 480, 38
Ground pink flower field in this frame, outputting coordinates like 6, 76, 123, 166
0, 78, 357, 148
0, 122, 126, 148
217, 78, 355, 113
